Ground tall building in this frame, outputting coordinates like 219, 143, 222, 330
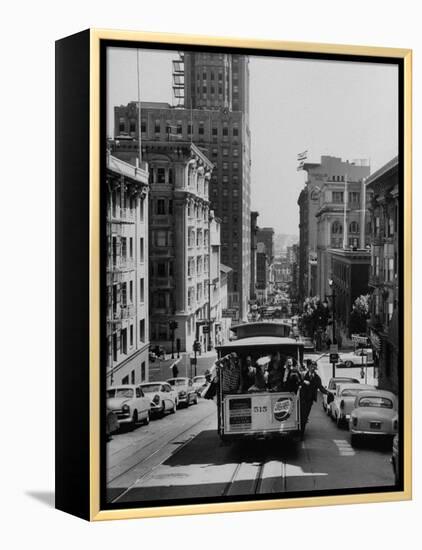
298, 156, 370, 302
366, 157, 399, 393
110, 139, 214, 354
329, 248, 371, 340
106, 154, 149, 386
250, 211, 259, 302
115, 51, 251, 321
257, 227, 274, 262
255, 242, 268, 305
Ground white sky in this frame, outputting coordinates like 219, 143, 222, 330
107, 47, 398, 235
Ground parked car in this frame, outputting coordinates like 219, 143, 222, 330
323, 377, 360, 415
331, 383, 376, 427
337, 348, 374, 368
140, 382, 178, 416
166, 377, 198, 407
391, 434, 399, 484
106, 385, 151, 428
349, 389, 398, 446
192, 375, 207, 396
106, 408, 119, 439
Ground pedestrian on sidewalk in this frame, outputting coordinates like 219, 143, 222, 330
172, 363, 179, 378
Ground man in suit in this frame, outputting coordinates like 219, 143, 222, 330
300, 361, 333, 437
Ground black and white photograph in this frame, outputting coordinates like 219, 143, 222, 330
103, 42, 403, 509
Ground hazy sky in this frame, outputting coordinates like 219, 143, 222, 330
107, 48, 398, 235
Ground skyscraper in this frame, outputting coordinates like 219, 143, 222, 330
115, 51, 251, 321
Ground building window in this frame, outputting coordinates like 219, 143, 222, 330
140, 198, 144, 222
331, 221, 343, 248
140, 237, 144, 261
198, 123, 204, 135
156, 231, 167, 247
222, 126, 228, 136
129, 280, 133, 302
157, 262, 166, 277
120, 328, 127, 355
141, 362, 146, 382
141, 120, 146, 133
140, 278, 145, 302
157, 168, 166, 183
156, 199, 166, 215
212, 127, 217, 136
233, 148, 239, 157
154, 121, 160, 133
121, 375, 129, 385
349, 221, 359, 234
332, 191, 344, 203
130, 325, 133, 347
139, 319, 145, 342
233, 126, 239, 137
349, 192, 360, 205
113, 333, 118, 362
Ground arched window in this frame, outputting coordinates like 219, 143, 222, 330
349, 221, 359, 234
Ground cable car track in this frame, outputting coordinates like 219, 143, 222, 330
108, 412, 214, 502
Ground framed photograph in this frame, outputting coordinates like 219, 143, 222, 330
55, 29, 412, 521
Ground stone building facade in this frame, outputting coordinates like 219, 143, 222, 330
106, 154, 149, 386
115, 51, 251, 321
366, 157, 399, 393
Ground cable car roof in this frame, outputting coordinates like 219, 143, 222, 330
216, 336, 302, 350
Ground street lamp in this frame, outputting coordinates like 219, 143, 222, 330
328, 279, 337, 378
328, 279, 337, 345
169, 320, 178, 359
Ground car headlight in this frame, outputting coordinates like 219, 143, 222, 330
122, 404, 130, 412
179, 390, 186, 397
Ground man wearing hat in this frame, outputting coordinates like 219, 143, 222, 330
300, 361, 333, 437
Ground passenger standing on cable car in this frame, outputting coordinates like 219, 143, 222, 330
267, 351, 284, 391
282, 356, 302, 393
300, 361, 333, 437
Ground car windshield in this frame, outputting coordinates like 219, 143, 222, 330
193, 376, 205, 383
141, 384, 161, 393
107, 388, 134, 399
169, 379, 187, 386
358, 396, 393, 408
341, 388, 362, 397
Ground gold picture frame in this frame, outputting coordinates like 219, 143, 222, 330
55, 28, 412, 521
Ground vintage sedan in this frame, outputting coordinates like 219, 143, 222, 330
323, 377, 360, 415
140, 382, 178, 417
337, 348, 374, 368
331, 383, 376, 427
106, 385, 151, 428
167, 377, 198, 407
349, 389, 398, 446
192, 375, 207, 396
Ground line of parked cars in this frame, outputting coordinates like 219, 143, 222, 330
106, 376, 207, 436
323, 376, 398, 446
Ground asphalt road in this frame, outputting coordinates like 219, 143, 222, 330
107, 380, 395, 505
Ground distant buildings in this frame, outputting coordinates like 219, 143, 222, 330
298, 156, 371, 304
106, 154, 149, 385
366, 157, 399, 393
250, 211, 259, 302
255, 242, 268, 304
329, 248, 371, 341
